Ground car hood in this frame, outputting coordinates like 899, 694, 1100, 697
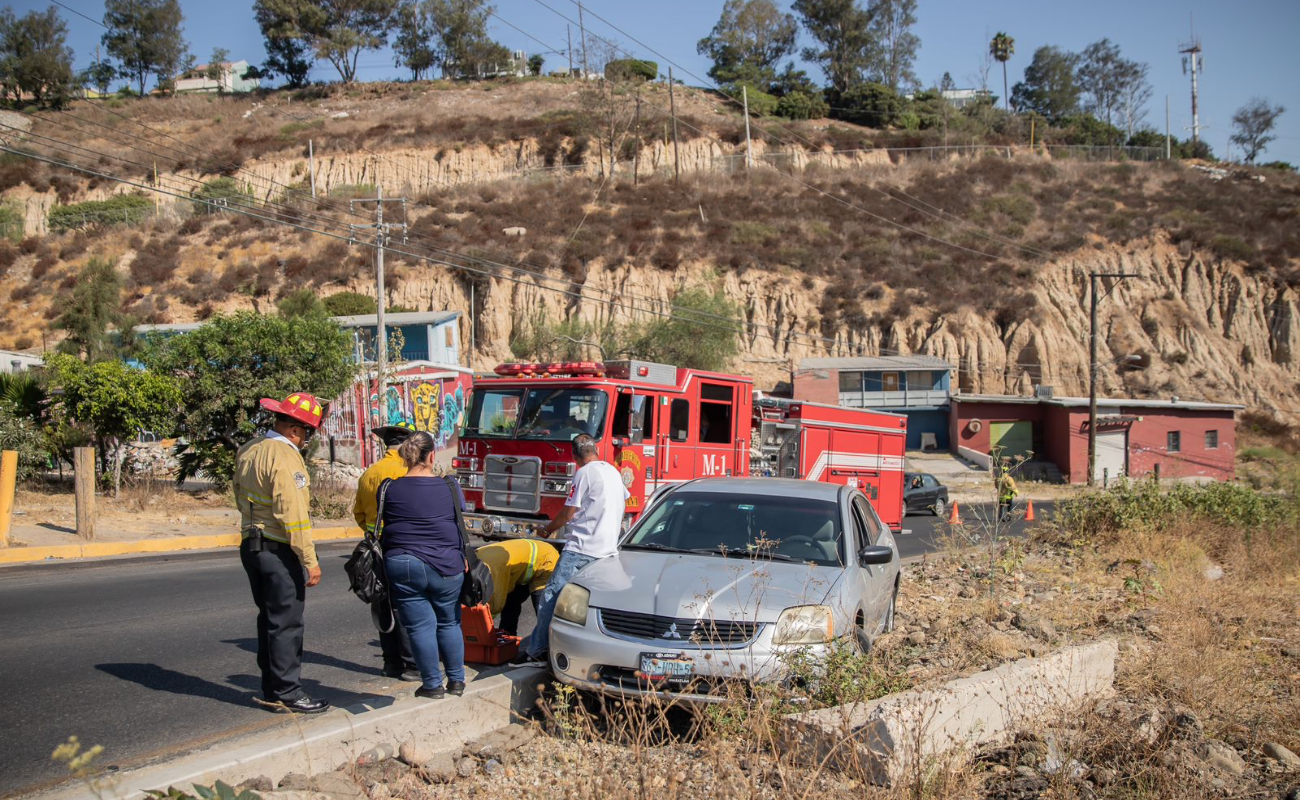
573, 551, 843, 624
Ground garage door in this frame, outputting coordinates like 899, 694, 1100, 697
1094, 430, 1127, 484
989, 421, 1033, 460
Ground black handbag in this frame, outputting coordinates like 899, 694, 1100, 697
344, 479, 394, 630
443, 476, 492, 607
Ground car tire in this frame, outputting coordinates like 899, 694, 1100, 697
933, 496, 947, 517
855, 626, 873, 654
883, 583, 898, 633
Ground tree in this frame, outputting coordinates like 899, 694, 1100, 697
697, 0, 797, 89
627, 287, 740, 372
80, 59, 117, 98
393, 0, 436, 80
252, 0, 313, 88
1118, 60, 1151, 140
834, 81, 901, 128
793, 0, 873, 94
323, 290, 376, 316
141, 312, 357, 486
102, 0, 188, 98
276, 287, 327, 318
1230, 98, 1285, 164
1011, 45, 1079, 123
0, 7, 77, 107
54, 257, 126, 363
1077, 38, 1148, 137
256, 0, 399, 84
205, 46, 230, 93
46, 354, 181, 496
527, 53, 543, 76
426, 0, 508, 79
939, 71, 955, 93
989, 32, 1013, 112
865, 0, 918, 92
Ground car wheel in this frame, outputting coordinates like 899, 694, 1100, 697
933, 496, 947, 517
883, 583, 898, 633
855, 625, 873, 654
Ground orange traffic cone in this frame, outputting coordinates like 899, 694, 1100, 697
948, 501, 961, 524
1024, 499, 1035, 522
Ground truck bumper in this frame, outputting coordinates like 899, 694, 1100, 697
463, 511, 544, 539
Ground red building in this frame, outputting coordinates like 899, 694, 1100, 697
949, 394, 1241, 484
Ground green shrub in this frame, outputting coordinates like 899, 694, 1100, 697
192, 177, 252, 214
604, 59, 657, 82
323, 291, 377, 316
774, 91, 828, 121
1211, 234, 1254, 262
1057, 114, 1125, 146
329, 183, 377, 199
0, 406, 47, 481
830, 82, 902, 129
730, 220, 777, 245
0, 202, 23, 242
1260, 161, 1296, 172
729, 81, 778, 117
48, 194, 152, 231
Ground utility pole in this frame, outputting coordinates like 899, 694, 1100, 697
566, 25, 573, 76
351, 186, 408, 427
633, 92, 641, 185
742, 85, 753, 170
668, 66, 681, 183
308, 139, 316, 198
577, 2, 589, 79
1179, 25, 1203, 147
1170, 95, 1180, 159
1088, 271, 1142, 486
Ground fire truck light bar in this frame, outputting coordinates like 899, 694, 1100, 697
493, 362, 606, 377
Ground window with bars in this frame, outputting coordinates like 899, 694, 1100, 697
1167, 431, 1181, 452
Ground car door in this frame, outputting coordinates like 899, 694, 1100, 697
923, 474, 943, 507
850, 494, 892, 623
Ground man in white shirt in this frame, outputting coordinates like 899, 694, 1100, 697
515, 434, 628, 662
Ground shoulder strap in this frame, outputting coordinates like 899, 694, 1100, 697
442, 475, 469, 550
372, 478, 393, 542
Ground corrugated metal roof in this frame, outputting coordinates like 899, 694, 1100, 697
798, 355, 955, 371
134, 310, 460, 335
953, 393, 1244, 412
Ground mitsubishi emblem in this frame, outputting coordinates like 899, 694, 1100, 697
663, 623, 682, 639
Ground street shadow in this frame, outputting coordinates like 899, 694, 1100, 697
95, 663, 255, 707
36, 522, 76, 534
219, 639, 377, 677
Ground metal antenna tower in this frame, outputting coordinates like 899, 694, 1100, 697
1179, 18, 1203, 147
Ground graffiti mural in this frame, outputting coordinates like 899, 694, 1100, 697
330, 369, 473, 468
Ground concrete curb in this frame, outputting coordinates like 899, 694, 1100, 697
781, 639, 1118, 786
40, 666, 546, 800
0, 526, 362, 565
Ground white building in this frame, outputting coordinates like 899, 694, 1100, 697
173, 60, 261, 94
0, 349, 43, 374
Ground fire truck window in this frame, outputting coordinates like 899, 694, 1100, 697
699, 403, 732, 444
631, 395, 651, 442
612, 393, 631, 438
701, 383, 733, 402
670, 399, 690, 442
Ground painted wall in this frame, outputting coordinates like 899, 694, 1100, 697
321, 366, 472, 469
949, 400, 1046, 460
793, 368, 839, 405
900, 407, 950, 450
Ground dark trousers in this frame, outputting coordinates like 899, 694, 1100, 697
240, 539, 306, 702
499, 583, 542, 636
372, 596, 414, 668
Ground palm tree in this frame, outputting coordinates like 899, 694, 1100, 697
990, 32, 1015, 112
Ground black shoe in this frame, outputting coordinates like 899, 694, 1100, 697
509, 651, 545, 667
274, 695, 330, 714
415, 685, 446, 699
382, 663, 421, 681
446, 680, 466, 696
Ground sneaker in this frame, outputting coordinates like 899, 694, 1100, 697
414, 685, 446, 699
446, 680, 466, 696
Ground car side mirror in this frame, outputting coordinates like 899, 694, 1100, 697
858, 545, 894, 565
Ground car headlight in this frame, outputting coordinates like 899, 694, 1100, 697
554, 584, 590, 625
773, 605, 834, 645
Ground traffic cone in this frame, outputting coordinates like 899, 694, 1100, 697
1024, 499, 1035, 522
948, 501, 961, 524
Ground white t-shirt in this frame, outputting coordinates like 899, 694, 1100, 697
563, 460, 630, 558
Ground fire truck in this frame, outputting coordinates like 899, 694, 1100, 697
454, 360, 908, 539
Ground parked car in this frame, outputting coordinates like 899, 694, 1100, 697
904, 472, 949, 517
546, 478, 900, 703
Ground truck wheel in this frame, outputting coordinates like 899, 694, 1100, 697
933, 497, 946, 517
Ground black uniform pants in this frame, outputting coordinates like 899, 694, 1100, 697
499, 584, 542, 636
240, 539, 306, 702
372, 596, 414, 668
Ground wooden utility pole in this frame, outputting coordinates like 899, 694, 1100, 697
633, 93, 641, 185
351, 188, 408, 426
742, 86, 753, 170
74, 447, 95, 540
668, 68, 681, 183
1165, 95, 1171, 159
1088, 272, 1142, 486
566, 26, 573, 76
578, 2, 590, 79
309, 139, 317, 197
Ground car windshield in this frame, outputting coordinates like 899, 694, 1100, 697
626, 491, 844, 567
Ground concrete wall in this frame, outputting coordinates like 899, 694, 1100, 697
949, 400, 1045, 458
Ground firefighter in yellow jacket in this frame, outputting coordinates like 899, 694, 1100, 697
234, 391, 328, 714
352, 420, 418, 680
475, 539, 560, 636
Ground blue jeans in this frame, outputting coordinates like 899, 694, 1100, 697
526, 550, 599, 657
385, 553, 465, 690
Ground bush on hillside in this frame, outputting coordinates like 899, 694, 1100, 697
775, 91, 828, 121
192, 177, 253, 214
48, 194, 152, 232
830, 83, 902, 129
323, 291, 376, 316
0, 202, 24, 242
604, 59, 657, 82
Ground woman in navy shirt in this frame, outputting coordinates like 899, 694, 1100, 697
381, 431, 467, 698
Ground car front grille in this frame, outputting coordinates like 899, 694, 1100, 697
597, 608, 761, 646
595, 666, 754, 698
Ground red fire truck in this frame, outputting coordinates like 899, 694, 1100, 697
454, 360, 908, 539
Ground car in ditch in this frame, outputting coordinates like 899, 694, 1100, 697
545, 478, 900, 702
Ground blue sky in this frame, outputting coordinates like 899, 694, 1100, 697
18, 0, 1300, 164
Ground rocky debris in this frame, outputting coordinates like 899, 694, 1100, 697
905, 631, 926, 646
353, 758, 412, 785
1011, 611, 1056, 642
456, 757, 477, 778
1197, 739, 1248, 776
235, 776, 273, 793
1203, 563, 1225, 581
1264, 742, 1300, 769
464, 723, 538, 759
397, 741, 456, 779
272, 771, 365, 799
501, 226, 527, 237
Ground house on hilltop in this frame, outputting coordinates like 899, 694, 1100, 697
172, 61, 260, 94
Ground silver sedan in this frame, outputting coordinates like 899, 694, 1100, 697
547, 478, 900, 703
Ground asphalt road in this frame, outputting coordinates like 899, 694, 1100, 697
0, 502, 1050, 798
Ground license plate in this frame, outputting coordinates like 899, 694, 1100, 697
635, 652, 694, 684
